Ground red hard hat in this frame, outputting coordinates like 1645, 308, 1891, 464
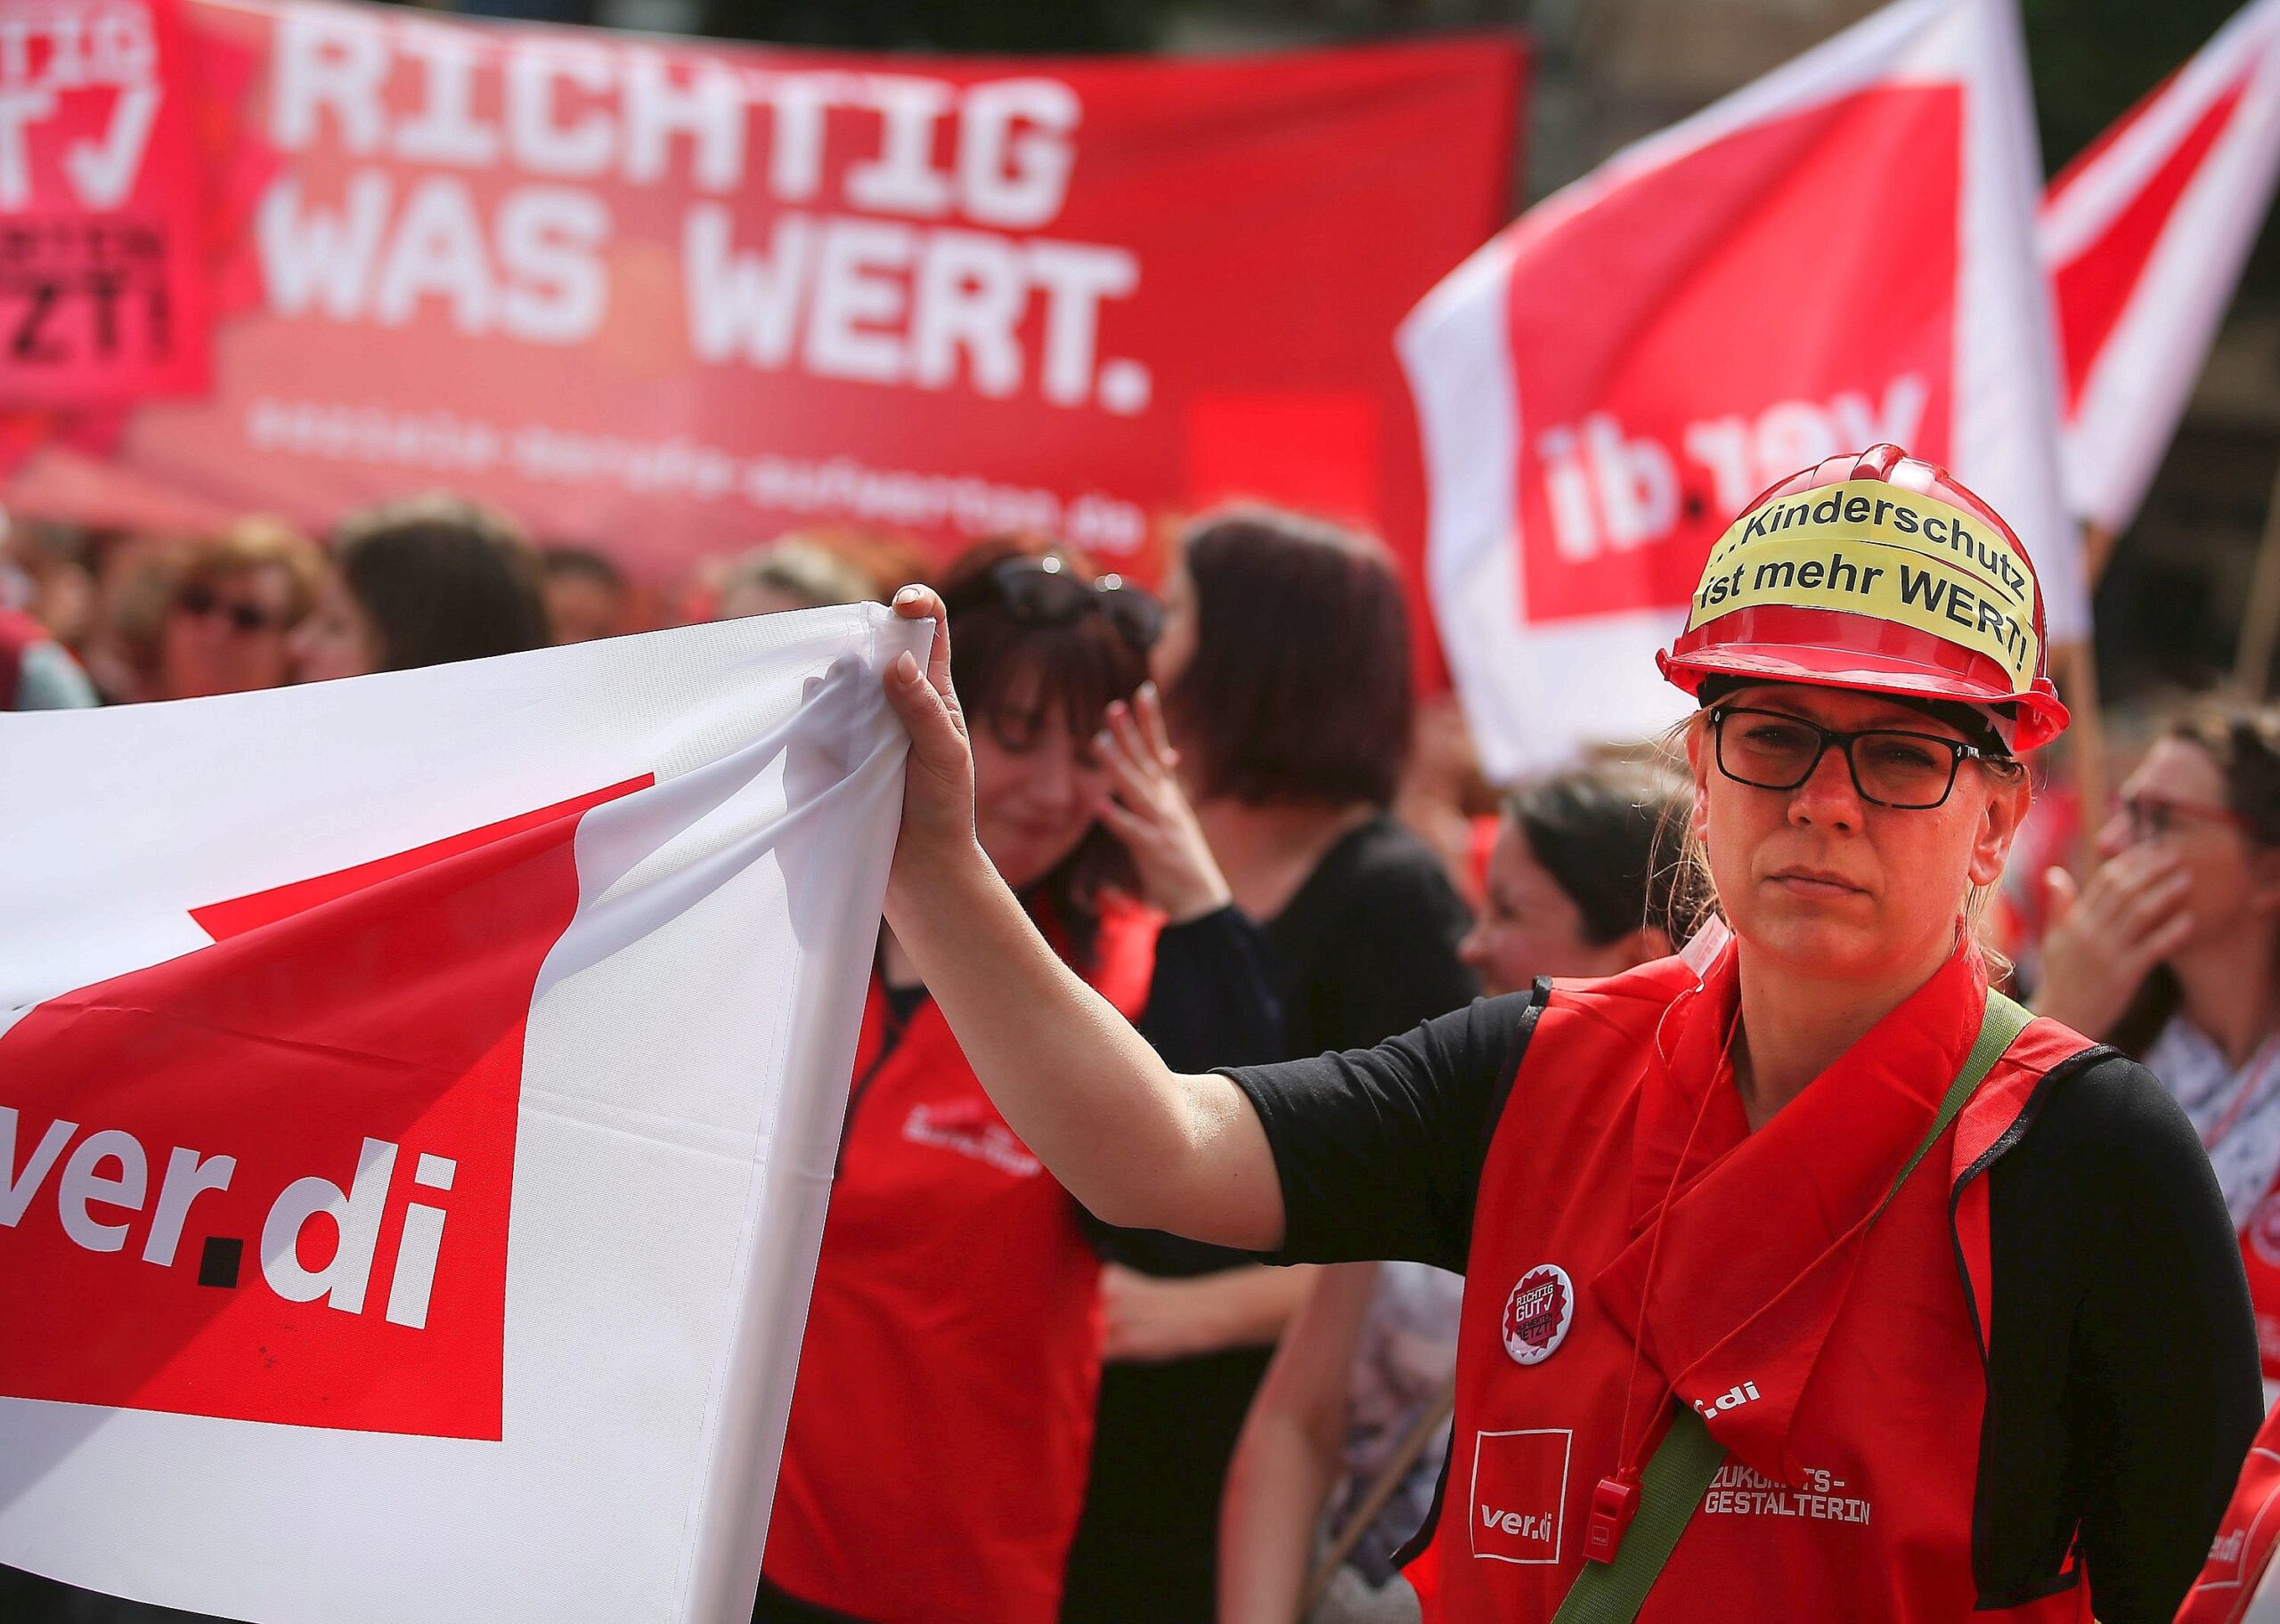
1657, 443, 2069, 751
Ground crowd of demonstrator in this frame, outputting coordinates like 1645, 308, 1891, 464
0, 497, 932, 708
8, 492, 2280, 1624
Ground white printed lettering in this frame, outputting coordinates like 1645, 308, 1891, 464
846, 75, 954, 216
63, 83, 157, 207
805, 218, 915, 384
0, 86, 56, 208
1, 1108, 77, 1226
684, 204, 812, 366
506, 45, 616, 177
957, 78, 1079, 228
270, 10, 387, 154
371, 175, 498, 330
496, 186, 610, 343
258, 172, 395, 320
909, 227, 1026, 395
620, 49, 743, 193
391, 23, 499, 167
57, 1128, 147, 1253
1028, 239, 1136, 407
261, 1136, 398, 1314
141, 1146, 236, 1267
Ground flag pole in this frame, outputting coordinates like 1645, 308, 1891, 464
2234, 451, 2280, 700
2052, 631, 2109, 872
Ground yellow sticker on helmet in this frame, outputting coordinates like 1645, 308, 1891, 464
1684, 481, 2040, 691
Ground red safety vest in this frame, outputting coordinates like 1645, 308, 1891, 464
2170, 1395, 2280, 1624
763, 905, 1155, 1624
2233, 1176, 2280, 1380
1419, 942, 2096, 1622
2176, 1399, 2280, 1624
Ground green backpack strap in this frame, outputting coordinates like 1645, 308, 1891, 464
1547, 990, 2032, 1624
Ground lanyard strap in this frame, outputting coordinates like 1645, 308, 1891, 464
1548, 990, 2032, 1624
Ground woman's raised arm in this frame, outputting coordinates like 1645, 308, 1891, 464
880, 587, 1288, 1251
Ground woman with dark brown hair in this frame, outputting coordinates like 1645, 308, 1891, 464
1060, 508, 1475, 1624
289, 496, 549, 682
2036, 705, 2280, 1384
756, 540, 1280, 1624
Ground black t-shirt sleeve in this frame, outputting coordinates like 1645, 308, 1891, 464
1223, 988, 1541, 1273
1981, 1052, 2262, 1622
1135, 904, 1284, 1075
1090, 905, 1286, 1275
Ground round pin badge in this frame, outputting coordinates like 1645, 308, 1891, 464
1502, 1263, 1574, 1366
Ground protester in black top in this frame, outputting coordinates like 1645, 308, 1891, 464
1063, 507, 1475, 1624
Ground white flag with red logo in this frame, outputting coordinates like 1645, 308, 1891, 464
2040, 0, 2280, 535
1401, 0, 2075, 779
0, 606, 920, 1623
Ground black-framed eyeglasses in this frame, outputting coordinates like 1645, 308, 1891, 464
1710, 705, 2003, 810
983, 555, 1162, 652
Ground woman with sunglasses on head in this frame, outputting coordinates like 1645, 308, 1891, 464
2036, 708, 2280, 1388
875, 447, 2259, 1624
1060, 508, 1477, 1624
755, 540, 1282, 1624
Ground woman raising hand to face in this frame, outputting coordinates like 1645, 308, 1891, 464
763, 543, 1281, 1624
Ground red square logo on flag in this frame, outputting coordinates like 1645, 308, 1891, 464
0, 778, 642, 1440
1470, 1427, 1572, 1564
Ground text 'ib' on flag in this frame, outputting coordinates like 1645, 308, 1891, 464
1401, 0, 2073, 778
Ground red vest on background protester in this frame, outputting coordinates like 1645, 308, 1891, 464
2177, 1400, 2280, 1624
763, 904, 1156, 1624
1416, 944, 2096, 1622
2234, 1182, 2280, 1381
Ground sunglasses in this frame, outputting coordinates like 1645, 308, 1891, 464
175, 583, 286, 635
981, 556, 1162, 652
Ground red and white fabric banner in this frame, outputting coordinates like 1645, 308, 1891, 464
1401, 0, 2074, 779
0, 0, 212, 406
0, 0, 1520, 655
2040, 0, 2280, 536
0, 607, 917, 1622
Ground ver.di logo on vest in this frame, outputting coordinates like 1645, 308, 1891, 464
1502, 1263, 1573, 1365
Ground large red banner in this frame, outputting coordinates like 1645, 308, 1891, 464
0, 0, 211, 405
2, 0, 1522, 631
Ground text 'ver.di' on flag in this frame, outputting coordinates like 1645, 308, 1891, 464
1400, 0, 2073, 779
2040, 0, 2280, 536
0, 605, 923, 1622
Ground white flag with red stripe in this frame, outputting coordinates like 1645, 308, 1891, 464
2040, 0, 2280, 535
0, 607, 920, 1623
1400, 0, 2074, 779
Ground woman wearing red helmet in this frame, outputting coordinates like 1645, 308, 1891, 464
875, 446, 2259, 1622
